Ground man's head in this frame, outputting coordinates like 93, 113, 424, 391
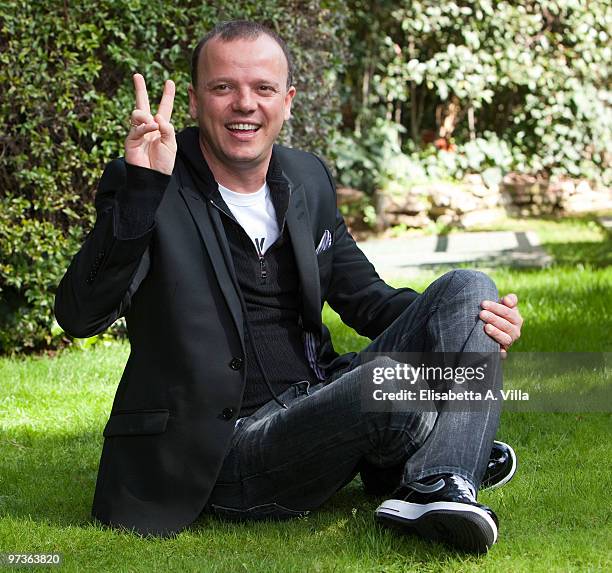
191, 21, 294, 90
188, 20, 296, 177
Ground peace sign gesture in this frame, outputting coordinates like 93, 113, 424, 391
125, 74, 177, 176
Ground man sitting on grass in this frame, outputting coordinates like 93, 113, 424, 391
55, 19, 522, 553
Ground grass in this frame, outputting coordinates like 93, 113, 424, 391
1, 216, 611, 572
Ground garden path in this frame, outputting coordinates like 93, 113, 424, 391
357, 230, 552, 279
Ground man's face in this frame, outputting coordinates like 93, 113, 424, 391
188, 34, 296, 173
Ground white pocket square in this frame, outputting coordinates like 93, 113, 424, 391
315, 229, 332, 255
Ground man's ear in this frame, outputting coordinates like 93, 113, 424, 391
284, 85, 296, 121
188, 83, 198, 120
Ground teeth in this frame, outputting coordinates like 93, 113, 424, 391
227, 123, 259, 131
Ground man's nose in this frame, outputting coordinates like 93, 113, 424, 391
232, 89, 257, 113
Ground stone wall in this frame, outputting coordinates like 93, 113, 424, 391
502, 173, 612, 217
338, 173, 612, 233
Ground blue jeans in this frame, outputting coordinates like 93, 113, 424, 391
202, 270, 502, 520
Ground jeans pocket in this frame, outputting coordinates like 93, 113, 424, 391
210, 502, 310, 521
293, 380, 311, 397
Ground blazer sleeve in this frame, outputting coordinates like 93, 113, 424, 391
315, 157, 419, 340
54, 159, 170, 338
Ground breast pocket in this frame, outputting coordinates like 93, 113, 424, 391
316, 249, 333, 271
316, 250, 333, 295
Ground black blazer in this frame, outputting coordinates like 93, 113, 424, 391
54, 130, 418, 537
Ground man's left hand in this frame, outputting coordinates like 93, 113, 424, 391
480, 294, 523, 358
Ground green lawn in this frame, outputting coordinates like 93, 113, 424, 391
1, 216, 610, 572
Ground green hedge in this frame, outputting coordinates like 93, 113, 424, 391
0, 0, 346, 354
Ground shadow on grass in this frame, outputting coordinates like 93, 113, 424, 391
0, 431, 103, 528
4, 412, 610, 570
517, 212, 611, 267
542, 240, 612, 267
504, 277, 611, 352
0, 430, 470, 562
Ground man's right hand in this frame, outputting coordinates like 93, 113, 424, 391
125, 73, 177, 176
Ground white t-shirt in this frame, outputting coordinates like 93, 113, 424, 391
217, 182, 280, 255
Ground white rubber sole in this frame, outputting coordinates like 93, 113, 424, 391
487, 440, 518, 490
376, 499, 498, 553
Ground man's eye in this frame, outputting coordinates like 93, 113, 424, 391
214, 84, 229, 91
259, 85, 275, 92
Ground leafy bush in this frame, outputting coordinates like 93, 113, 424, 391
333, 121, 514, 195
332, 118, 405, 191
0, 0, 347, 354
337, 0, 611, 191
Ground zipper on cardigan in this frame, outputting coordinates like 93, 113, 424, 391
210, 199, 233, 220
211, 199, 269, 285
254, 237, 267, 284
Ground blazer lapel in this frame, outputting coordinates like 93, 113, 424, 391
285, 183, 322, 333
177, 185, 244, 340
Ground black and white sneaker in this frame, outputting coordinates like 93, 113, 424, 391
481, 440, 517, 490
375, 474, 498, 553
361, 440, 517, 496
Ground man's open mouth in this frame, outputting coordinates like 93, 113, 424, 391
226, 123, 261, 133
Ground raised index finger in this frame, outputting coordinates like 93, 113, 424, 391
157, 79, 175, 122
133, 73, 151, 114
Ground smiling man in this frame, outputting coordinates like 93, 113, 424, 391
188, 32, 296, 188
55, 20, 522, 553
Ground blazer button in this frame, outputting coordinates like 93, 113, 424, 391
229, 357, 243, 370
221, 407, 235, 420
